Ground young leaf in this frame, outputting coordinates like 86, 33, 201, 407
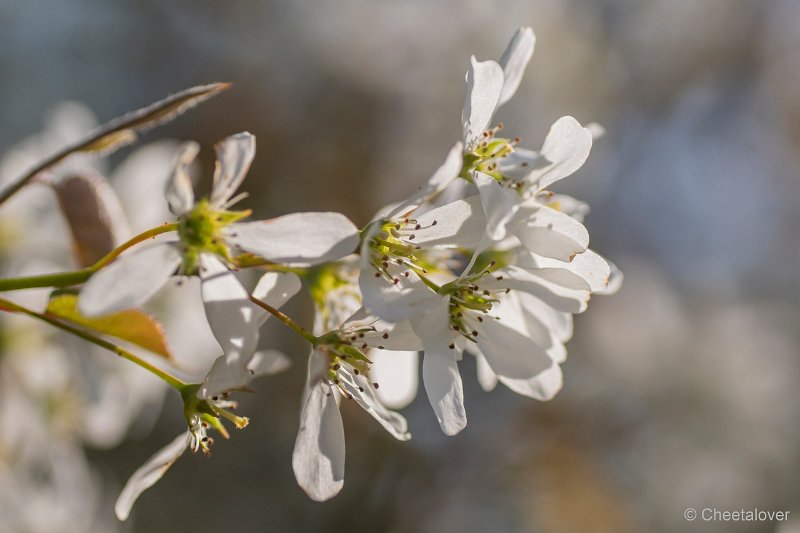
46, 293, 173, 359
0, 82, 231, 204
53, 173, 129, 267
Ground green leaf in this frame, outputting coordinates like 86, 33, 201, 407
46, 293, 173, 359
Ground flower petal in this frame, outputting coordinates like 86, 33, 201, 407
596, 260, 624, 295
488, 265, 590, 313
475, 353, 498, 392
411, 298, 467, 436
422, 345, 466, 436
525, 116, 592, 191
462, 57, 504, 147
475, 172, 521, 241
357, 318, 424, 351
338, 367, 411, 441
473, 294, 553, 398
369, 349, 420, 409
252, 271, 302, 326
412, 195, 486, 248
228, 212, 358, 266
522, 249, 611, 292
247, 349, 291, 376
545, 193, 590, 222
164, 141, 198, 216
79, 242, 181, 317
498, 360, 563, 401
515, 291, 573, 343
199, 255, 261, 396
498, 27, 536, 107
209, 132, 256, 208
359, 257, 441, 323
510, 203, 590, 261
115, 431, 190, 521
293, 351, 346, 502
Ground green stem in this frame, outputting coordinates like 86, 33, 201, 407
248, 295, 318, 346
0, 297, 186, 389
0, 223, 177, 292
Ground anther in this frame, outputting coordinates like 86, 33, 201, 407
382, 332, 389, 339
448, 343, 455, 349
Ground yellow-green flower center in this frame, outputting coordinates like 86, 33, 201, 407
177, 199, 250, 275
460, 123, 520, 182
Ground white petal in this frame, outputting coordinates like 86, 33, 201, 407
510, 203, 590, 261
164, 142, 198, 215
228, 212, 358, 266
115, 431, 190, 521
252, 271, 302, 326
499, 360, 563, 401
247, 349, 291, 376
293, 352, 345, 502
475, 353, 498, 392
358, 258, 441, 323
79, 242, 181, 317
388, 142, 464, 217
209, 132, 256, 208
475, 172, 521, 241
515, 291, 573, 343
370, 349, 419, 409
498, 147, 544, 178
199, 255, 261, 396
498, 27, 536, 107
411, 298, 467, 436
597, 260, 624, 295
412, 195, 486, 248
358, 319, 424, 351
338, 367, 410, 441
525, 116, 592, 191
546, 193, 590, 222
488, 265, 589, 313
473, 295, 552, 397
521, 249, 611, 292
586, 122, 606, 140
462, 57, 504, 147
422, 346, 466, 436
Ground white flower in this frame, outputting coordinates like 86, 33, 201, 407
79, 131, 360, 319
113, 270, 295, 521
290, 261, 422, 501
358, 195, 487, 322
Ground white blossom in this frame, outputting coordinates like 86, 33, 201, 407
79, 132, 359, 318
114, 270, 295, 520
291, 261, 421, 501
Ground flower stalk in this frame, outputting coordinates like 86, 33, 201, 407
0, 296, 186, 389
0, 222, 178, 292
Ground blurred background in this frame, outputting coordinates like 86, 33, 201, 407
1, 0, 799, 532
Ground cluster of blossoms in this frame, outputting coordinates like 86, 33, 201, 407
0, 27, 620, 521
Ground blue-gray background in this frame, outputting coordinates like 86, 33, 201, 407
1, 1, 799, 532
